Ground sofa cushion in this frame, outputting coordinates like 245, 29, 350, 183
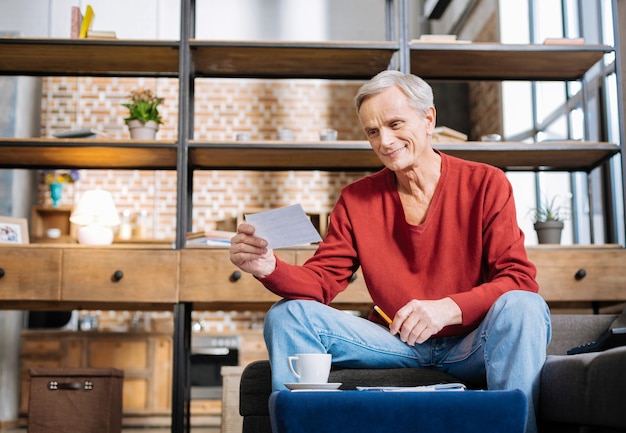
540, 346, 626, 429
239, 360, 465, 417
547, 314, 616, 355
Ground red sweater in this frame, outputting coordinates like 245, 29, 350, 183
259, 152, 538, 337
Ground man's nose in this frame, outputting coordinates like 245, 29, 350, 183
379, 128, 394, 146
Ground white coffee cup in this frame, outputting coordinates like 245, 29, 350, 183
287, 353, 331, 384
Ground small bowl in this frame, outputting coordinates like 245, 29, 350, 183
481, 134, 502, 142
47, 228, 62, 239
319, 128, 338, 141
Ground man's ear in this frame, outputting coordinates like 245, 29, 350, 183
425, 106, 437, 134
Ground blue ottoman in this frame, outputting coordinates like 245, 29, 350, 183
269, 389, 527, 433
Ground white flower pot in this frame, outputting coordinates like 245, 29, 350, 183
127, 119, 159, 140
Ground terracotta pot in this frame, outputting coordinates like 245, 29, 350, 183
127, 119, 159, 139
534, 220, 564, 244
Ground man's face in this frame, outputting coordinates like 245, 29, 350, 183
358, 86, 436, 172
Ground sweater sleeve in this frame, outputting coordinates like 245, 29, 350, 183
257, 195, 360, 304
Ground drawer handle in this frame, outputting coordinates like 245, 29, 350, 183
111, 270, 124, 282
574, 269, 587, 280
229, 270, 242, 282
0, 268, 4, 279
349, 273, 358, 283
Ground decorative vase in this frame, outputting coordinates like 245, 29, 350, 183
127, 119, 159, 139
49, 183, 63, 207
534, 220, 564, 244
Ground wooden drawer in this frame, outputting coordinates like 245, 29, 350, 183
179, 249, 292, 303
21, 338, 62, 355
529, 247, 626, 302
89, 338, 148, 370
294, 249, 372, 305
61, 249, 178, 303
0, 247, 61, 301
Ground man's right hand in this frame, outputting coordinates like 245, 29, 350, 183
229, 223, 276, 278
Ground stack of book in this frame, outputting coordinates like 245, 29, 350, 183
71, 5, 117, 39
186, 230, 235, 246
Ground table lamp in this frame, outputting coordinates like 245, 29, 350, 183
70, 189, 121, 245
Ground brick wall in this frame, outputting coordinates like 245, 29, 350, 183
40, 77, 369, 239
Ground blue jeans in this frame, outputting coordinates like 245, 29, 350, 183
264, 291, 551, 433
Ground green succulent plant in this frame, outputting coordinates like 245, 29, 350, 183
530, 195, 569, 223
122, 88, 164, 124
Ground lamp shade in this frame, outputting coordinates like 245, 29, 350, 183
70, 190, 121, 245
70, 189, 121, 227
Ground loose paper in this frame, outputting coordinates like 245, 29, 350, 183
356, 383, 466, 392
244, 204, 322, 249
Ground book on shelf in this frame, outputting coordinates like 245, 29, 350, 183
186, 230, 236, 246
70, 6, 82, 39
432, 126, 468, 143
52, 128, 106, 139
79, 5, 94, 39
411, 34, 471, 44
543, 37, 585, 45
86, 30, 117, 40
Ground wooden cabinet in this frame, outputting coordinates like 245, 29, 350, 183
20, 331, 172, 418
19, 335, 81, 414
0, 246, 178, 309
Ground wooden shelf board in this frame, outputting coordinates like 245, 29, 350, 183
190, 140, 383, 171
0, 39, 612, 81
191, 40, 398, 79
410, 43, 612, 80
0, 300, 177, 311
189, 140, 619, 172
0, 38, 180, 76
0, 138, 178, 169
0, 139, 618, 172
435, 141, 619, 171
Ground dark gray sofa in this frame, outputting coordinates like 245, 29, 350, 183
239, 313, 626, 433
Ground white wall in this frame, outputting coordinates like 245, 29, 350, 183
0, 0, 386, 41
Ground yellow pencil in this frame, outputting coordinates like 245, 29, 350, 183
373, 305, 393, 325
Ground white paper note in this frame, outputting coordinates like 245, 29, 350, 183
244, 204, 322, 249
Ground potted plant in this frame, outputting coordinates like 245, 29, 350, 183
529, 195, 569, 244
122, 88, 164, 139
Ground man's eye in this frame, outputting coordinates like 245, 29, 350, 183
366, 129, 379, 137
391, 121, 403, 129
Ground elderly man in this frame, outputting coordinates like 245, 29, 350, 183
230, 70, 550, 433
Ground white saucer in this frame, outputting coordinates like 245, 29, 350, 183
285, 382, 342, 391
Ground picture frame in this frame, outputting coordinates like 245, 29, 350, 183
0, 216, 29, 244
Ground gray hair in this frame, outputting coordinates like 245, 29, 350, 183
355, 70, 434, 116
